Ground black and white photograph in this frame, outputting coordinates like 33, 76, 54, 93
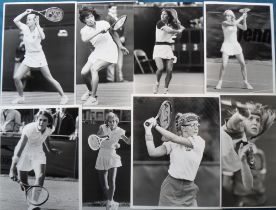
132, 96, 220, 208
134, 2, 204, 94
205, 2, 275, 93
0, 106, 79, 210
82, 109, 131, 210
1, 3, 75, 105
221, 95, 276, 207
76, 3, 134, 107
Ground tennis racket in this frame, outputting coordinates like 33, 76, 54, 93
88, 134, 109, 151
18, 181, 49, 206
33, 7, 64, 22
145, 100, 172, 129
93, 15, 127, 38
239, 8, 251, 13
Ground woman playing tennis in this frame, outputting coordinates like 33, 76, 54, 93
222, 101, 275, 191
144, 113, 205, 206
152, 9, 185, 94
215, 10, 253, 90
79, 7, 129, 106
12, 9, 68, 104
9, 110, 60, 210
95, 112, 130, 210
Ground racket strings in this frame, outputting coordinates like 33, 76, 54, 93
113, 16, 127, 30
159, 103, 172, 129
44, 8, 64, 22
90, 137, 101, 150
26, 186, 48, 205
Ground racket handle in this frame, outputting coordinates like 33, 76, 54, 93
145, 116, 158, 127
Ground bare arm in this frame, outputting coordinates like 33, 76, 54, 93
238, 143, 253, 189
13, 9, 32, 29
225, 112, 246, 133
34, 16, 45, 40
109, 29, 129, 55
154, 125, 193, 148
81, 29, 103, 43
236, 13, 247, 31
162, 25, 185, 34
14, 112, 22, 132
121, 135, 131, 145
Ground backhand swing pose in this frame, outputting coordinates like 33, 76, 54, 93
12, 9, 68, 104
79, 7, 129, 106
9, 110, 61, 210
215, 9, 253, 90
153, 9, 185, 94
94, 112, 130, 210
144, 113, 205, 206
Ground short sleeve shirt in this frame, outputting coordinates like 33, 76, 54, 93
163, 135, 205, 181
155, 20, 175, 43
20, 23, 43, 52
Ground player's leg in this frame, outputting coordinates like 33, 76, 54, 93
18, 170, 29, 186
107, 167, 118, 209
215, 53, 229, 89
81, 61, 93, 101
13, 63, 30, 103
84, 60, 111, 105
236, 53, 253, 89
98, 170, 109, 205
153, 58, 164, 94
164, 59, 173, 94
106, 64, 115, 82
116, 49, 124, 82
40, 66, 68, 104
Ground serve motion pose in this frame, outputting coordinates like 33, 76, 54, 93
153, 9, 185, 94
144, 113, 205, 207
79, 7, 129, 106
95, 112, 130, 210
215, 9, 253, 90
9, 110, 60, 210
12, 9, 68, 104
222, 101, 275, 193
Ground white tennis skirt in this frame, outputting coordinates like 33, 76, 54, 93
17, 152, 46, 172
95, 148, 122, 170
88, 44, 118, 64
22, 51, 48, 68
220, 41, 243, 56
153, 45, 175, 60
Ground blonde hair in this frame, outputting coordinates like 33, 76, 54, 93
106, 112, 119, 123
223, 10, 236, 21
175, 112, 200, 132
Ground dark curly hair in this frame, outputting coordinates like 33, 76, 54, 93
36, 110, 54, 128
79, 7, 100, 24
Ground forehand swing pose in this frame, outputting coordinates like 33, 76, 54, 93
12, 9, 68, 104
144, 113, 205, 207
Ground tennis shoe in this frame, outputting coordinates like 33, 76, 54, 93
60, 95, 69, 105
163, 88, 169, 94
12, 96, 25, 104
215, 80, 222, 90
153, 84, 159, 94
243, 81, 253, 90
84, 96, 98, 106
111, 201, 119, 210
81, 90, 91, 101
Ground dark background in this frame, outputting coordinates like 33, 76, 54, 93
206, 4, 272, 60
133, 97, 220, 207
2, 3, 75, 92
76, 3, 134, 84
134, 5, 204, 73
82, 109, 131, 204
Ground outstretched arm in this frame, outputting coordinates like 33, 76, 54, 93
44, 137, 61, 155
236, 13, 247, 31
162, 24, 185, 34
34, 16, 45, 40
13, 9, 32, 29
109, 29, 129, 55
144, 118, 167, 157
238, 143, 253, 189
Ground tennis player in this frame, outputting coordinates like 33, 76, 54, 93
12, 9, 68, 104
144, 113, 205, 206
152, 9, 185, 94
79, 7, 129, 106
215, 10, 253, 90
222, 101, 275, 191
94, 112, 130, 210
9, 110, 60, 210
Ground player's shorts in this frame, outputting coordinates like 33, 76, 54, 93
22, 51, 48, 68
153, 44, 175, 60
95, 148, 122, 170
159, 174, 198, 207
17, 152, 46, 172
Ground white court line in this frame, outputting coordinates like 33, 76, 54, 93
207, 79, 271, 87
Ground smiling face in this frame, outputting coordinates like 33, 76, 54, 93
181, 120, 200, 137
26, 14, 36, 27
244, 114, 261, 137
37, 115, 49, 132
161, 10, 169, 22
84, 13, 96, 27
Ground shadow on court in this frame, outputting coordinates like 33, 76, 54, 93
0, 175, 78, 210
134, 72, 204, 94
76, 82, 133, 107
1, 92, 75, 105
207, 59, 273, 93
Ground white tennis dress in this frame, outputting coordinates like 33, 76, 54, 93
220, 24, 243, 56
19, 23, 48, 68
81, 20, 118, 64
95, 124, 125, 170
15, 122, 54, 171
153, 20, 175, 60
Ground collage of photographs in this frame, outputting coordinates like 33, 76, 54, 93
0, 1, 275, 210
